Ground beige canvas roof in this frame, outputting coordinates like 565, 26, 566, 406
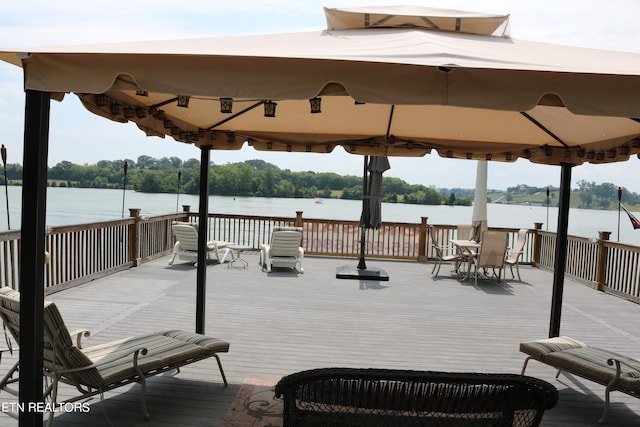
324, 5, 511, 35
1, 5, 639, 165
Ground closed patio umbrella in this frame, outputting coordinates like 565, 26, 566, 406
337, 155, 391, 281
361, 155, 390, 230
471, 160, 488, 241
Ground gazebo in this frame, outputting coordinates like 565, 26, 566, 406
1, 5, 640, 424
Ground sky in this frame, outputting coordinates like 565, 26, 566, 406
0, 1, 639, 192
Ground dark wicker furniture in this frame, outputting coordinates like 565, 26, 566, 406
274, 368, 557, 426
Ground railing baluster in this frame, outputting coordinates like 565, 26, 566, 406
0, 211, 639, 303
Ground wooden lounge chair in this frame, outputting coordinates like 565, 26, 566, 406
505, 228, 528, 281
260, 226, 304, 273
168, 222, 231, 266
0, 287, 230, 425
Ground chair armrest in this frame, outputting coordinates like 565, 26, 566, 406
607, 357, 640, 378
69, 329, 91, 349
54, 346, 149, 375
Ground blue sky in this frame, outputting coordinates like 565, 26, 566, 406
1, 0, 639, 192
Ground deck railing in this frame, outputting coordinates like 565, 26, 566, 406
0, 207, 638, 304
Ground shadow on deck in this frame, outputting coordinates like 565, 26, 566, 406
1, 254, 639, 426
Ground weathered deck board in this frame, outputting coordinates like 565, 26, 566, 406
1, 254, 640, 426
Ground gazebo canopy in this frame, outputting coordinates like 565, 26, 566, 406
1, 5, 639, 165
2, 7, 640, 424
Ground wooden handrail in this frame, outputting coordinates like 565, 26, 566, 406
0, 209, 636, 304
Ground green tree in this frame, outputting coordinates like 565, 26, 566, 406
262, 168, 276, 197
454, 196, 473, 206
137, 171, 163, 193
340, 186, 361, 200
275, 180, 296, 198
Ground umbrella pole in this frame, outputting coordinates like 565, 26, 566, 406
357, 156, 368, 270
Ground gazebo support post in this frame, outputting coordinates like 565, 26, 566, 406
549, 162, 573, 338
19, 89, 51, 426
195, 145, 211, 334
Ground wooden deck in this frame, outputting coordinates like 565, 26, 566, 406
1, 254, 640, 426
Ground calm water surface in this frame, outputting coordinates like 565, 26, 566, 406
3, 186, 639, 246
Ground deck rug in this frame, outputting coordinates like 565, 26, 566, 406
221, 377, 282, 427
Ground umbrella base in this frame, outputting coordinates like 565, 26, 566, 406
335, 265, 389, 281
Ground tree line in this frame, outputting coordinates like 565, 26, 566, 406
1, 156, 472, 206
574, 180, 640, 208
2, 156, 635, 209
506, 181, 640, 209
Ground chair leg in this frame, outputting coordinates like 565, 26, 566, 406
0, 359, 19, 397
214, 354, 228, 386
45, 376, 61, 427
515, 263, 521, 281
520, 356, 533, 375
168, 242, 181, 265
431, 260, 440, 276
139, 377, 150, 419
298, 249, 304, 274
474, 261, 478, 286
218, 248, 230, 263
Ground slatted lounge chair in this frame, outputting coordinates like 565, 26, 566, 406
471, 230, 508, 285
168, 222, 232, 266
0, 287, 230, 426
260, 226, 304, 273
275, 367, 558, 427
521, 336, 640, 423
505, 228, 528, 281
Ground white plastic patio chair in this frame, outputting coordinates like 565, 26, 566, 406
168, 222, 231, 266
260, 226, 304, 273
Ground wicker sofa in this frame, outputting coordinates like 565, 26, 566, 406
274, 367, 558, 426
520, 336, 640, 423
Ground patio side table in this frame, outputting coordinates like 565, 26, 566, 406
227, 244, 253, 268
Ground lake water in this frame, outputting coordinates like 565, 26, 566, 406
3, 186, 639, 246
